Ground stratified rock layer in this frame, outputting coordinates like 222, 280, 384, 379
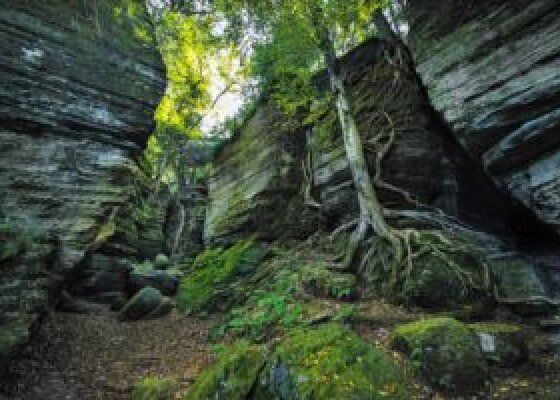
205, 39, 519, 244
406, 0, 560, 234
0, 0, 164, 368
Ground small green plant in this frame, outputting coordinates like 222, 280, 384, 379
132, 376, 178, 400
221, 291, 303, 341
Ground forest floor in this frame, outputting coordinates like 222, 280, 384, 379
0, 311, 217, 400
1, 303, 560, 399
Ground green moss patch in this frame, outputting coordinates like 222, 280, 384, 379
301, 264, 357, 300
390, 317, 487, 393
177, 240, 265, 314
132, 376, 178, 400
254, 323, 411, 399
186, 341, 267, 400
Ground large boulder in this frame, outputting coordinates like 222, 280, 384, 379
118, 287, 173, 322
0, 0, 164, 368
187, 324, 412, 399
129, 269, 179, 296
469, 323, 528, 367
391, 317, 487, 393
72, 253, 132, 295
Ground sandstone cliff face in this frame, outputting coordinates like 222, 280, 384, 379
205, 104, 319, 244
406, 0, 560, 235
205, 40, 519, 244
0, 0, 164, 367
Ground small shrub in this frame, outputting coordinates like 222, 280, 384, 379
132, 376, 178, 400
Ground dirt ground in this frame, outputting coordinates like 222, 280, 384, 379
2, 304, 560, 400
0, 311, 216, 400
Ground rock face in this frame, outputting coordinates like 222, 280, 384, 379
205, 39, 523, 244
205, 105, 319, 244
0, 0, 164, 369
406, 0, 560, 235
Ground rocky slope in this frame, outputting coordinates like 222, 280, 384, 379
0, 0, 164, 369
406, 0, 560, 237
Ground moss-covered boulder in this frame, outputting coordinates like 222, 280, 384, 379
186, 341, 267, 400
301, 264, 357, 300
177, 241, 265, 314
390, 317, 487, 393
469, 323, 528, 367
402, 251, 486, 308
132, 376, 178, 400
118, 287, 172, 322
254, 324, 411, 399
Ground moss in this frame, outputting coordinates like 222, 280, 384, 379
468, 322, 522, 334
176, 240, 264, 314
301, 264, 357, 300
254, 323, 411, 399
132, 376, 178, 400
390, 317, 487, 393
185, 341, 267, 400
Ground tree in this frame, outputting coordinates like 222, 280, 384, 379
214, 0, 401, 268
208, 0, 485, 299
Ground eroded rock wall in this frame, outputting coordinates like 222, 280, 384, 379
0, 0, 165, 368
205, 39, 519, 244
406, 0, 560, 236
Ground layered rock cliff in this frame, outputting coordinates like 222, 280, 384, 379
205, 37, 560, 311
205, 40, 525, 244
406, 0, 560, 237
0, 0, 164, 368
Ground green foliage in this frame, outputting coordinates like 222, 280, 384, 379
132, 376, 178, 400
253, 323, 411, 399
219, 291, 303, 342
185, 341, 267, 400
176, 240, 264, 314
300, 264, 357, 300
215, 0, 388, 124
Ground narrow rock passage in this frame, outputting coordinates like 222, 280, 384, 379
1, 311, 216, 400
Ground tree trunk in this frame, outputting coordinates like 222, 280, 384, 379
317, 29, 401, 269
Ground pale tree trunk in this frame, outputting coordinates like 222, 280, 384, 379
317, 26, 402, 270
170, 154, 187, 259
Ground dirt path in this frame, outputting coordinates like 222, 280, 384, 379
1, 311, 216, 400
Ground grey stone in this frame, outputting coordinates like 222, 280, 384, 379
118, 287, 172, 322
0, 0, 164, 369
129, 270, 179, 296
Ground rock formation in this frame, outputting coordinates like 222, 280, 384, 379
0, 0, 165, 369
406, 0, 560, 236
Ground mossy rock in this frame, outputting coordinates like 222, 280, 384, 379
390, 317, 487, 393
301, 265, 357, 301
469, 323, 528, 367
185, 341, 267, 400
118, 287, 172, 321
253, 323, 411, 399
403, 252, 486, 308
177, 241, 265, 314
132, 376, 178, 400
